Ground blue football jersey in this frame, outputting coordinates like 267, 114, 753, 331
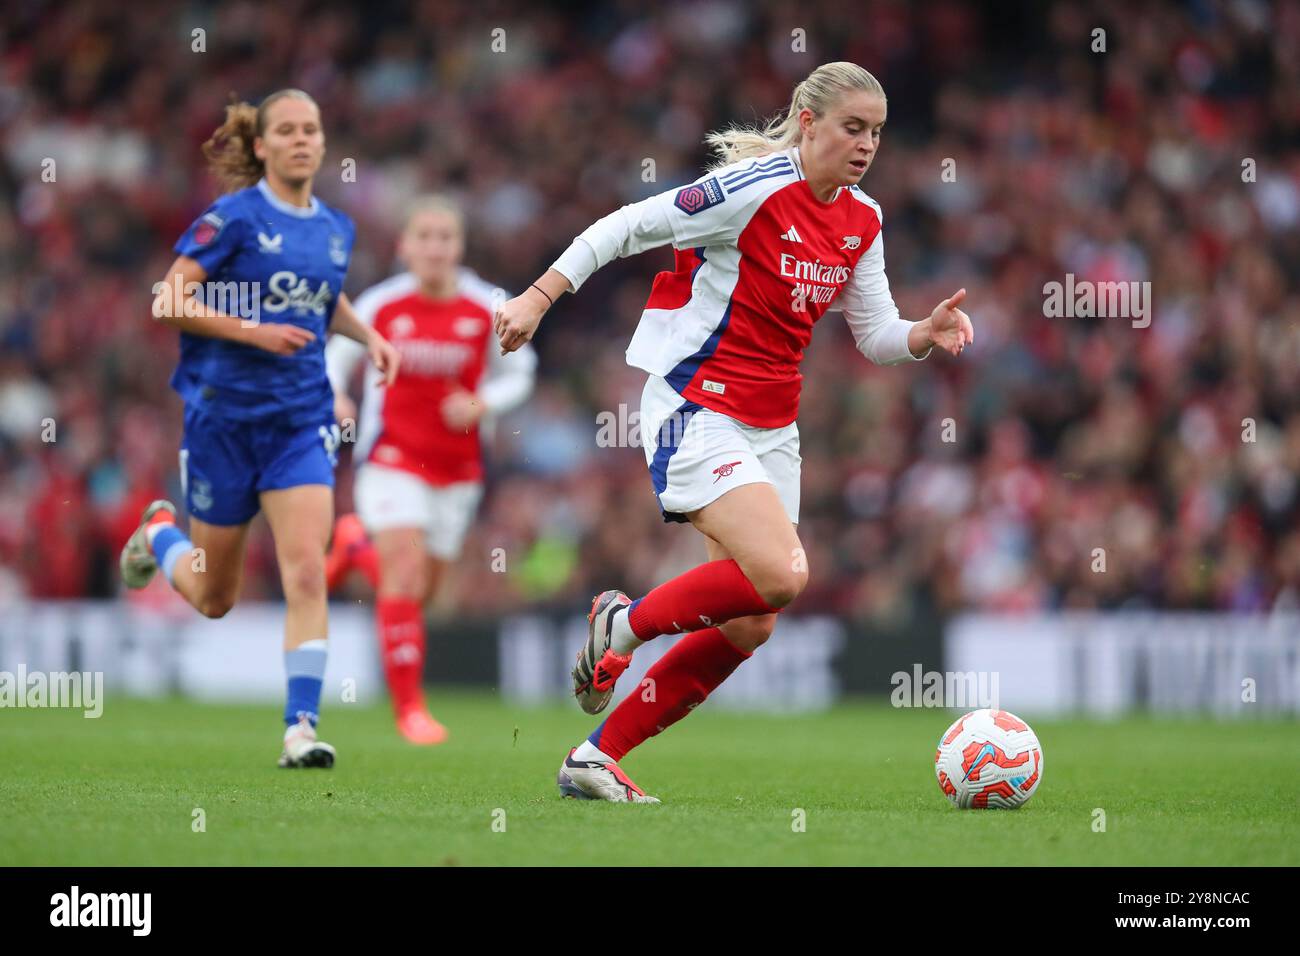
171, 178, 355, 424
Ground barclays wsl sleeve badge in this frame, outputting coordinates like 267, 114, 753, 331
192, 211, 224, 246
329, 234, 349, 267
674, 177, 724, 215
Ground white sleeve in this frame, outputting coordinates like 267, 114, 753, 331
551, 170, 743, 292
479, 339, 536, 415
833, 228, 930, 365
325, 287, 379, 393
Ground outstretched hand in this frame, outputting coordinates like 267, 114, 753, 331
927, 288, 974, 357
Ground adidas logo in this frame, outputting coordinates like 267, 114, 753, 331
780, 225, 803, 243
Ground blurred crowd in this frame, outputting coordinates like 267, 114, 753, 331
2, 0, 1299, 623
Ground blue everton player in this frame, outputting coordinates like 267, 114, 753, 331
119, 89, 400, 768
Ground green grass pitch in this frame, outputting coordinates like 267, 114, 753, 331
2, 692, 1296, 866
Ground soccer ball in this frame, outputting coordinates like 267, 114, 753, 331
935, 709, 1043, 809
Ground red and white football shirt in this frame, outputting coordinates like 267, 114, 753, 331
551, 145, 927, 428
325, 268, 536, 486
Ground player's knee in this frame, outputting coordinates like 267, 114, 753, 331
196, 594, 235, 619
753, 565, 807, 609
282, 557, 327, 604
721, 613, 777, 652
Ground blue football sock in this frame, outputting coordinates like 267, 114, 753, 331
148, 524, 191, 586
284, 639, 328, 727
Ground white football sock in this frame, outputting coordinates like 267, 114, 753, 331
573, 740, 612, 763
608, 607, 641, 656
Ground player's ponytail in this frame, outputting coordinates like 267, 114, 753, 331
704, 62, 885, 169
201, 89, 319, 193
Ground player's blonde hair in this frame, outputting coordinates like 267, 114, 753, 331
202, 89, 320, 193
704, 62, 885, 169
403, 194, 465, 234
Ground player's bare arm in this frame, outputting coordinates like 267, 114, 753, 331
152, 254, 316, 356
330, 292, 400, 386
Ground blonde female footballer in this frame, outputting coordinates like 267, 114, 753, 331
495, 62, 973, 802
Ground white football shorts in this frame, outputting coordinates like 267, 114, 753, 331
639, 374, 800, 525
354, 462, 483, 560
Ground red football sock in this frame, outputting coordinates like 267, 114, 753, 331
591, 626, 751, 761
376, 595, 425, 714
627, 559, 776, 641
